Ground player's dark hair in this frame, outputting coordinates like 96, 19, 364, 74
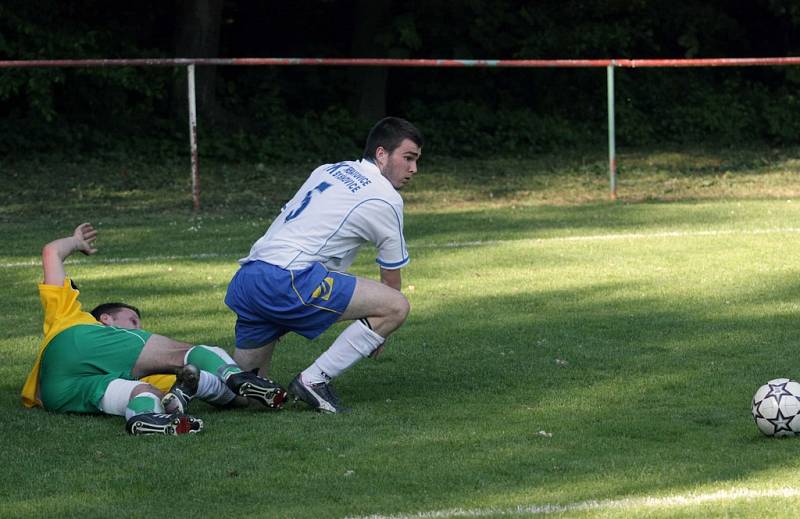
90, 302, 141, 321
363, 117, 424, 161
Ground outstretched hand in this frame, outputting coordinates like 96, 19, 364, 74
73, 222, 98, 256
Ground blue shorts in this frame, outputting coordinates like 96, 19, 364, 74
225, 261, 357, 349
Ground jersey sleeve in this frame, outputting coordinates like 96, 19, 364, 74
40, 279, 99, 338
347, 198, 409, 269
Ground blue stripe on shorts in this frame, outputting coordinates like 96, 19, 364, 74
225, 261, 357, 349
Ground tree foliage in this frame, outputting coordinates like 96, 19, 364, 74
1, 0, 799, 159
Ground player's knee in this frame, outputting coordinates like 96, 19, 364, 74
233, 342, 274, 372
130, 383, 163, 399
389, 292, 411, 325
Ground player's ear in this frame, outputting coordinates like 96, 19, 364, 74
98, 313, 114, 326
375, 146, 388, 168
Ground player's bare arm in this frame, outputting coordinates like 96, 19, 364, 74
42, 222, 98, 286
380, 266, 402, 291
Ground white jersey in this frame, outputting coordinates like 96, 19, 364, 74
241, 159, 409, 272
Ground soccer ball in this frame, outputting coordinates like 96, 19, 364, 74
752, 378, 800, 437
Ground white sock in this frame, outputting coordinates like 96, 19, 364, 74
196, 370, 237, 407
302, 320, 384, 384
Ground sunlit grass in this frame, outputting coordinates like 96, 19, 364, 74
3, 148, 800, 517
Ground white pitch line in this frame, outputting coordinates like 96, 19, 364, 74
436, 226, 800, 248
345, 487, 800, 519
3, 227, 800, 269
1, 252, 228, 269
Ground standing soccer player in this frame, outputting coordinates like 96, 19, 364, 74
225, 117, 423, 413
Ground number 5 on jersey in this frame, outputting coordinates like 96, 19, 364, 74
284, 182, 332, 223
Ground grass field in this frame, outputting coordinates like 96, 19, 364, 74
3, 147, 800, 518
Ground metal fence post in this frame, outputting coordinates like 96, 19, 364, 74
607, 63, 617, 200
187, 64, 200, 211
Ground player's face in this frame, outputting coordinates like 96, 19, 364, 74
104, 308, 142, 330
377, 139, 421, 190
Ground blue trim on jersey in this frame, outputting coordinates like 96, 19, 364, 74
289, 197, 406, 269
377, 257, 409, 268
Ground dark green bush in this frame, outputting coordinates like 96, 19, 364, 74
3, 1, 800, 161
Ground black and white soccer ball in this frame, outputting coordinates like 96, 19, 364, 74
752, 378, 800, 437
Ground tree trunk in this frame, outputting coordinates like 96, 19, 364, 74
172, 0, 223, 123
349, 0, 391, 122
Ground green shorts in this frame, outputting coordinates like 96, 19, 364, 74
40, 324, 152, 414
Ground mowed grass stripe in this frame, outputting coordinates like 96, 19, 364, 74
346, 487, 800, 518
4, 226, 800, 269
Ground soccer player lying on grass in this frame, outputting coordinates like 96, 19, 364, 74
88, 303, 249, 413
21, 223, 287, 435
225, 117, 423, 413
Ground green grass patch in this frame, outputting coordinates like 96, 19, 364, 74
3, 147, 800, 517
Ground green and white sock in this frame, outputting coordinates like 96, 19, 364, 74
186, 345, 242, 381
197, 370, 237, 406
125, 392, 163, 421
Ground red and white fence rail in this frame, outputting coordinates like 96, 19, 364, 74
3, 57, 800, 207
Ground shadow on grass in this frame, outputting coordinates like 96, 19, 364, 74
4, 194, 800, 515
327, 278, 800, 512
4, 147, 800, 225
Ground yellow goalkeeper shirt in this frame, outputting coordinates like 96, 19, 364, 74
21, 278, 176, 408
21, 278, 99, 408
